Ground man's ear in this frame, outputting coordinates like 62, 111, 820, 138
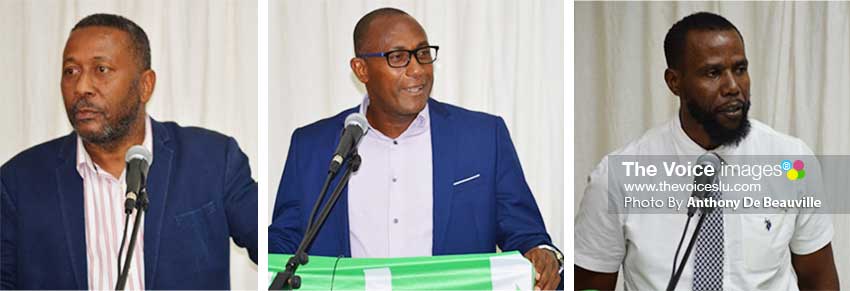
664, 68, 680, 96
140, 69, 156, 104
350, 58, 369, 83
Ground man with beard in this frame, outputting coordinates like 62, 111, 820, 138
0, 14, 257, 289
269, 7, 562, 290
574, 12, 838, 290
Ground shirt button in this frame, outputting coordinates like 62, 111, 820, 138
392, 177, 397, 182
393, 140, 398, 145
393, 218, 399, 224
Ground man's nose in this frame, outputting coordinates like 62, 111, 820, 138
74, 70, 95, 98
720, 70, 741, 97
405, 55, 425, 77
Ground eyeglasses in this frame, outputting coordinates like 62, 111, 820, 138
357, 46, 439, 68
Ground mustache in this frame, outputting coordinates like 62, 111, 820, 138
71, 98, 105, 115
714, 99, 751, 113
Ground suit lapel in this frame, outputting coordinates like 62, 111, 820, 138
428, 99, 455, 254
143, 119, 174, 288
54, 134, 87, 289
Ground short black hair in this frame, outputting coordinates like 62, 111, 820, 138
664, 12, 743, 70
72, 13, 151, 71
353, 7, 410, 55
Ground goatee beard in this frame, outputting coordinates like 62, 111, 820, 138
79, 99, 140, 147
686, 99, 752, 147
71, 80, 143, 148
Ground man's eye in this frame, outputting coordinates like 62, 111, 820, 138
63, 68, 78, 76
389, 54, 405, 61
706, 70, 719, 78
97, 66, 110, 73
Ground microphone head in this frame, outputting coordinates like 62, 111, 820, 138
696, 152, 721, 167
125, 145, 153, 164
328, 113, 370, 173
344, 113, 370, 134
693, 152, 721, 197
687, 152, 722, 216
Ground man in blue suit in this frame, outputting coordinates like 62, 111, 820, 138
268, 8, 562, 290
0, 14, 257, 289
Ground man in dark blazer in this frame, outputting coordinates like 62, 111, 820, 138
0, 14, 257, 289
268, 8, 562, 290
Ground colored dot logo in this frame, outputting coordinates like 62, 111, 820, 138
782, 159, 806, 181
780, 160, 792, 171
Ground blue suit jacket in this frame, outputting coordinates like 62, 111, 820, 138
269, 98, 553, 257
0, 119, 258, 290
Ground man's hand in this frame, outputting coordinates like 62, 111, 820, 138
524, 247, 561, 290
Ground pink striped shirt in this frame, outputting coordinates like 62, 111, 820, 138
76, 117, 152, 290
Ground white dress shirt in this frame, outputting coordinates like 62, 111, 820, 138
575, 114, 833, 291
348, 96, 434, 258
77, 117, 152, 290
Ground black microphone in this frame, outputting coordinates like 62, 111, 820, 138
124, 145, 152, 214
687, 153, 721, 217
329, 113, 369, 174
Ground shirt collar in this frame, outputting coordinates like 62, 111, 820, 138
76, 116, 154, 179
358, 95, 430, 140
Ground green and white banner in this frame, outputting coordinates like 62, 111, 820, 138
268, 251, 535, 290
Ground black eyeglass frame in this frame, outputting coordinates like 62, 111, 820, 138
356, 45, 440, 68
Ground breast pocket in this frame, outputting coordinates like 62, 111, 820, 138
450, 173, 488, 247
452, 173, 483, 193
740, 213, 793, 272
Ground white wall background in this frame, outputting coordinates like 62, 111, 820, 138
575, 1, 850, 286
269, 0, 565, 251
0, 0, 258, 289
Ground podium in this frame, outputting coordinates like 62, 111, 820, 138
268, 251, 535, 290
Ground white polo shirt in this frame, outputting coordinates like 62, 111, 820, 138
575, 114, 833, 291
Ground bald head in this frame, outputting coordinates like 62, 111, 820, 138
348, 7, 434, 139
353, 7, 426, 55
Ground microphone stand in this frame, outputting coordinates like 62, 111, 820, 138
270, 152, 362, 290
666, 207, 710, 291
116, 188, 149, 290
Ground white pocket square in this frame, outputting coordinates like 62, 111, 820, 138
452, 174, 481, 186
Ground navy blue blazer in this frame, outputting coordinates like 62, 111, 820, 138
269, 98, 553, 257
0, 119, 258, 290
